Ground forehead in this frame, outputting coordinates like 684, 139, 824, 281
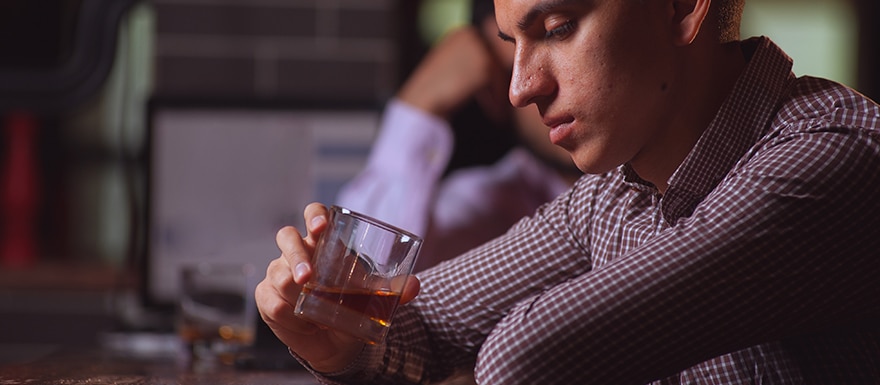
494, 0, 593, 32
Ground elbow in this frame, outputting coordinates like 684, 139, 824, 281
475, 298, 574, 385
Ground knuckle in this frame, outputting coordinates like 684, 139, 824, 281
257, 285, 291, 321
265, 259, 299, 294
265, 297, 289, 320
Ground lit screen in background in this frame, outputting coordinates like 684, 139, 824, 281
147, 107, 378, 307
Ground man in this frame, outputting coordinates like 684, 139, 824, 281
336, 1, 579, 271
257, 0, 880, 383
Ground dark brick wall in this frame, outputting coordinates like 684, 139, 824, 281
151, 0, 402, 104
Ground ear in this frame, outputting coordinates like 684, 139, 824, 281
671, 0, 711, 46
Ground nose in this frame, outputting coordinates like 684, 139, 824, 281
509, 47, 555, 108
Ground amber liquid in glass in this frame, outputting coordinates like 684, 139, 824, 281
296, 284, 401, 344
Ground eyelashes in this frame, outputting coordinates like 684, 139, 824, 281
545, 20, 575, 40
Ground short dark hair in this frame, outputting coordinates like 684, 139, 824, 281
714, 0, 745, 42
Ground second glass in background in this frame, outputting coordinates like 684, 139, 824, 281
178, 263, 257, 366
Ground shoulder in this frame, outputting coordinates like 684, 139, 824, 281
750, 77, 880, 169
734, 78, 880, 197
772, 76, 880, 136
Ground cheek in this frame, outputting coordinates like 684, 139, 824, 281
559, 56, 618, 120
564, 82, 651, 172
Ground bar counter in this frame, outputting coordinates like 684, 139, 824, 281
0, 343, 320, 384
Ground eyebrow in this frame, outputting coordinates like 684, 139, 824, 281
497, 0, 582, 42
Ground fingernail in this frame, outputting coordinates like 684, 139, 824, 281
294, 263, 310, 282
310, 215, 326, 229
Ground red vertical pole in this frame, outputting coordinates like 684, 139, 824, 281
1, 111, 40, 268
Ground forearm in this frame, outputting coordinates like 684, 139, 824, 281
324, 189, 592, 383
475, 134, 880, 384
411, 192, 593, 374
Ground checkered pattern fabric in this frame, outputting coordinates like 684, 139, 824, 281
313, 37, 880, 385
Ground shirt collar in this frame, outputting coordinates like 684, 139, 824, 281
620, 37, 797, 225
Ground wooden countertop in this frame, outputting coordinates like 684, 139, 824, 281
0, 346, 320, 385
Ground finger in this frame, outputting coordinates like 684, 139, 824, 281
266, 256, 299, 297
276, 226, 312, 284
257, 258, 323, 335
303, 202, 330, 249
255, 277, 321, 338
399, 275, 421, 305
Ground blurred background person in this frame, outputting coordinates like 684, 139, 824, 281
336, 0, 582, 271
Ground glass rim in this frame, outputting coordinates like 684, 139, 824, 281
329, 205, 423, 244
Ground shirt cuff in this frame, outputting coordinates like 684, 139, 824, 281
368, 98, 454, 176
287, 343, 385, 384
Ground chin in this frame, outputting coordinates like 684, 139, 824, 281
572, 156, 620, 176
570, 142, 630, 175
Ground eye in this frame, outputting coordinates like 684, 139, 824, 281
544, 20, 575, 40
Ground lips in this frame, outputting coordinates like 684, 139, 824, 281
542, 115, 575, 145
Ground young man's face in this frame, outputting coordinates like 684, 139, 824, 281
495, 0, 680, 174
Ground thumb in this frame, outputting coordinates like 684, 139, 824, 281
399, 275, 421, 305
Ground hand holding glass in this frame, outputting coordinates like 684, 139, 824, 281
294, 206, 422, 344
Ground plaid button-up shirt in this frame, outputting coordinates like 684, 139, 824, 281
311, 37, 880, 385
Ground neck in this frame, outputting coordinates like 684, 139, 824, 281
631, 40, 746, 194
